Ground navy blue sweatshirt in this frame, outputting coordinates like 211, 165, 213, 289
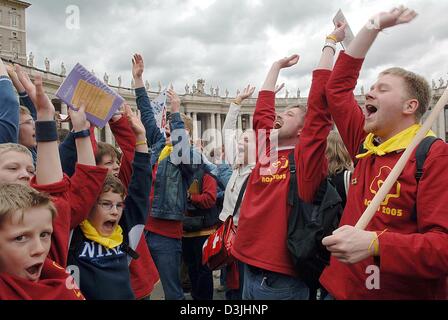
67, 151, 152, 300
0, 76, 19, 144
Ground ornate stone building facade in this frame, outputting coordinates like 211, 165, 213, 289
0, 0, 29, 64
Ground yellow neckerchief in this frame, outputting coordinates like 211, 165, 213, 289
158, 144, 173, 162
79, 220, 123, 249
356, 124, 436, 159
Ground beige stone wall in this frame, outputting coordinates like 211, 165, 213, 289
0, 0, 30, 64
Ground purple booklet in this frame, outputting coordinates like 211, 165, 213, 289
56, 63, 124, 128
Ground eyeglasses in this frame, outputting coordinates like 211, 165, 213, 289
97, 201, 125, 212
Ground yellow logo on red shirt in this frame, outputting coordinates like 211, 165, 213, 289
369, 166, 401, 206
364, 166, 403, 217
260, 156, 289, 183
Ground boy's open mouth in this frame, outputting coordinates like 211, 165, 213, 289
103, 220, 117, 231
26, 262, 43, 281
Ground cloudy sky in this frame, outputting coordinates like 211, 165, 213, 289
25, 0, 448, 98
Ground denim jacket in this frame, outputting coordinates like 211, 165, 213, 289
136, 87, 219, 221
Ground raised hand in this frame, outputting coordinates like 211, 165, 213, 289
24, 74, 55, 121
68, 103, 90, 132
234, 85, 256, 104
275, 54, 300, 69
330, 21, 347, 43
167, 89, 181, 113
124, 103, 146, 139
132, 53, 144, 80
15, 64, 36, 101
372, 5, 417, 30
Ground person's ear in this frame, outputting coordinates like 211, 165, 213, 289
403, 99, 419, 115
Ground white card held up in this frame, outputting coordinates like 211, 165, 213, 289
333, 9, 355, 50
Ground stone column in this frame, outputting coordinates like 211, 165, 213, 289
250, 115, 254, 130
238, 114, 243, 131
216, 113, 222, 147
192, 112, 199, 142
210, 113, 216, 130
210, 113, 217, 149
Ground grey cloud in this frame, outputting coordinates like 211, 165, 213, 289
24, 0, 448, 99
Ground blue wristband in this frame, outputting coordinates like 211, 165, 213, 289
35, 121, 58, 142
73, 129, 91, 139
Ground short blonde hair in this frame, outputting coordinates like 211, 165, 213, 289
19, 106, 31, 117
326, 131, 353, 176
0, 143, 33, 160
180, 113, 193, 135
0, 184, 56, 227
380, 67, 431, 121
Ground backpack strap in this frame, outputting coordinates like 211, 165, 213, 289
121, 241, 140, 260
415, 136, 439, 182
288, 152, 298, 207
411, 136, 440, 221
232, 175, 250, 216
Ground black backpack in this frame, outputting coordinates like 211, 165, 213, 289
286, 153, 342, 289
287, 136, 441, 289
183, 168, 220, 232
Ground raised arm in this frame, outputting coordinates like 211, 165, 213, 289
109, 106, 137, 188
326, 6, 417, 160
297, 23, 346, 203
120, 104, 151, 251
16, 71, 63, 185
346, 6, 417, 59
254, 55, 299, 158
67, 104, 96, 166
222, 85, 255, 165
0, 58, 19, 144
132, 54, 165, 149
10, 65, 37, 119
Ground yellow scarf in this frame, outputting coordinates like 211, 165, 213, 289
79, 220, 123, 249
158, 144, 173, 162
356, 124, 436, 159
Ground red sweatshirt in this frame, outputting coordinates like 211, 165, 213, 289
30, 164, 108, 267
297, 70, 333, 203
320, 52, 448, 300
231, 91, 294, 276
110, 117, 160, 299
0, 259, 84, 300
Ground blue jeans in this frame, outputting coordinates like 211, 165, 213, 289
242, 264, 309, 300
182, 236, 214, 300
145, 232, 185, 300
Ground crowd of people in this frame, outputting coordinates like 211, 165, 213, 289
0, 6, 447, 300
